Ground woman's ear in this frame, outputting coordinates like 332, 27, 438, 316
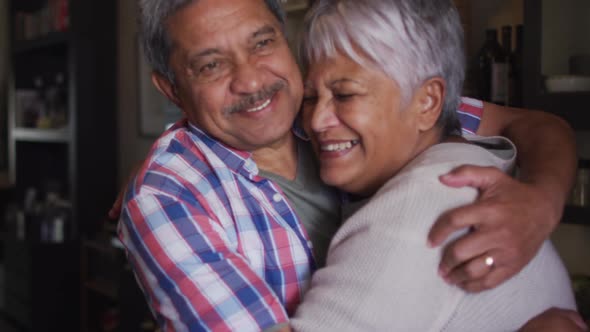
151, 71, 182, 109
414, 77, 445, 132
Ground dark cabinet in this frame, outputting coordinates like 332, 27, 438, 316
3, 0, 118, 330
7, 0, 117, 238
3, 238, 79, 332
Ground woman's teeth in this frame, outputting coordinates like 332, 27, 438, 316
246, 98, 272, 113
321, 140, 359, 152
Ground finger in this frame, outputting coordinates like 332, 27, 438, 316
438, 228, 501, 276
459, 265, 514, 293
429, 201, 499, 247
439, 165, 503, 189
108, 205, 120, 220
108, 191, 125, 220
570, 312, 589, 331
444, 253, 496, 285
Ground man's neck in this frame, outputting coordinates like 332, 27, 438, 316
252, 133, 298, 181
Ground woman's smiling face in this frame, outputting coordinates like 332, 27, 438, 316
302, 53, 425, 196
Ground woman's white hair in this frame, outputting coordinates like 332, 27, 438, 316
299, 0, 465, 135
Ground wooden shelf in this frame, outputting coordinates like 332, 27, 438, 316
562, 205, 590, 226
12, 127, 71, 143
84, 279, 118, 300
83, 238, 124, 254
83, 239, 115, 254
13, 31, 70, 54
0, 172, 14, 189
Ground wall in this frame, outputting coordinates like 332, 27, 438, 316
542, 0, 590, 76
117, 0, 155, 185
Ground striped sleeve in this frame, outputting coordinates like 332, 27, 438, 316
457, 97, 484, 134
118, 186, 289, 332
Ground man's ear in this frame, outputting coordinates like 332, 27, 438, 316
151, 71, 182, 109
414, 77, 445, 132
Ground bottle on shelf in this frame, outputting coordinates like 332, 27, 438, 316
475, 29, 509, 105
511, 24, 524, 107
45, 72, 68, 128
33, 76, 52, 129
21, 76, 46, 128
501, 25, 513, 106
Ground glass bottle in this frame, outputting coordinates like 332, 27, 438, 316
475, 29, 509, 105
502, 26, 513, 106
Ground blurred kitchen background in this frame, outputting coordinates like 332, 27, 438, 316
0, 0, 588, 331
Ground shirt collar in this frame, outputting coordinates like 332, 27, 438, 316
178, 118, 309, 180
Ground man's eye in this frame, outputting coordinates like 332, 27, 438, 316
200, 62, 218, 73
255, 38, 274, 49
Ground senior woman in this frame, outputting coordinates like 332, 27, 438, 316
284, 0, 577, 331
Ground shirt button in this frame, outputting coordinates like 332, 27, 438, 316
273, 193, 282, 203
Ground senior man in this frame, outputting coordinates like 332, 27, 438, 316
118, 0, 579, 330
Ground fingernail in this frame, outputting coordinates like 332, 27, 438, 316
572, 315, 588, 330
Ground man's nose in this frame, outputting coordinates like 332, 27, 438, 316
230, 62, 263, 94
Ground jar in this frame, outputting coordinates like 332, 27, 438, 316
570, 160, 590, 207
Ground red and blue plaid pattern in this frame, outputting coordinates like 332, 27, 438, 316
119, 119, 314, 331
457, 97, 484, 134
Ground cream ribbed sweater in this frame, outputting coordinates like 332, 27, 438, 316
291, 138, 576, 331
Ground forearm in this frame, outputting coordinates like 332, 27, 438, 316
502, 111, 576, 223
477, 103, 577, 226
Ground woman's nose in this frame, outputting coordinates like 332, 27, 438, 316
310, 99, 340, 133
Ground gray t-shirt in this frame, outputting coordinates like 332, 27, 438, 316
260, 140, 341, 268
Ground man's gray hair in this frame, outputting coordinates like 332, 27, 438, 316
299, 0, 465, 136
139, 0, 287, 83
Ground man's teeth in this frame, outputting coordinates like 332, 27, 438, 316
246, 98, 271, 113
321, 140, 358, 152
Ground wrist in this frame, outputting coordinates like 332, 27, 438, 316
525, 177, 567, 232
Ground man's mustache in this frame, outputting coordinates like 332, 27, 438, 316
224, 80, 286, 115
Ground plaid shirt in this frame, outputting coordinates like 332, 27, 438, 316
119, 98, 482, 332
457, 97, 484, 134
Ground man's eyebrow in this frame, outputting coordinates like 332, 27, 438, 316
189, 26, 277, 60
192, 48, 222, 59
252, 25, 277, 39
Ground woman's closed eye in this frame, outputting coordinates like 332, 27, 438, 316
334, 93, 355, 101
